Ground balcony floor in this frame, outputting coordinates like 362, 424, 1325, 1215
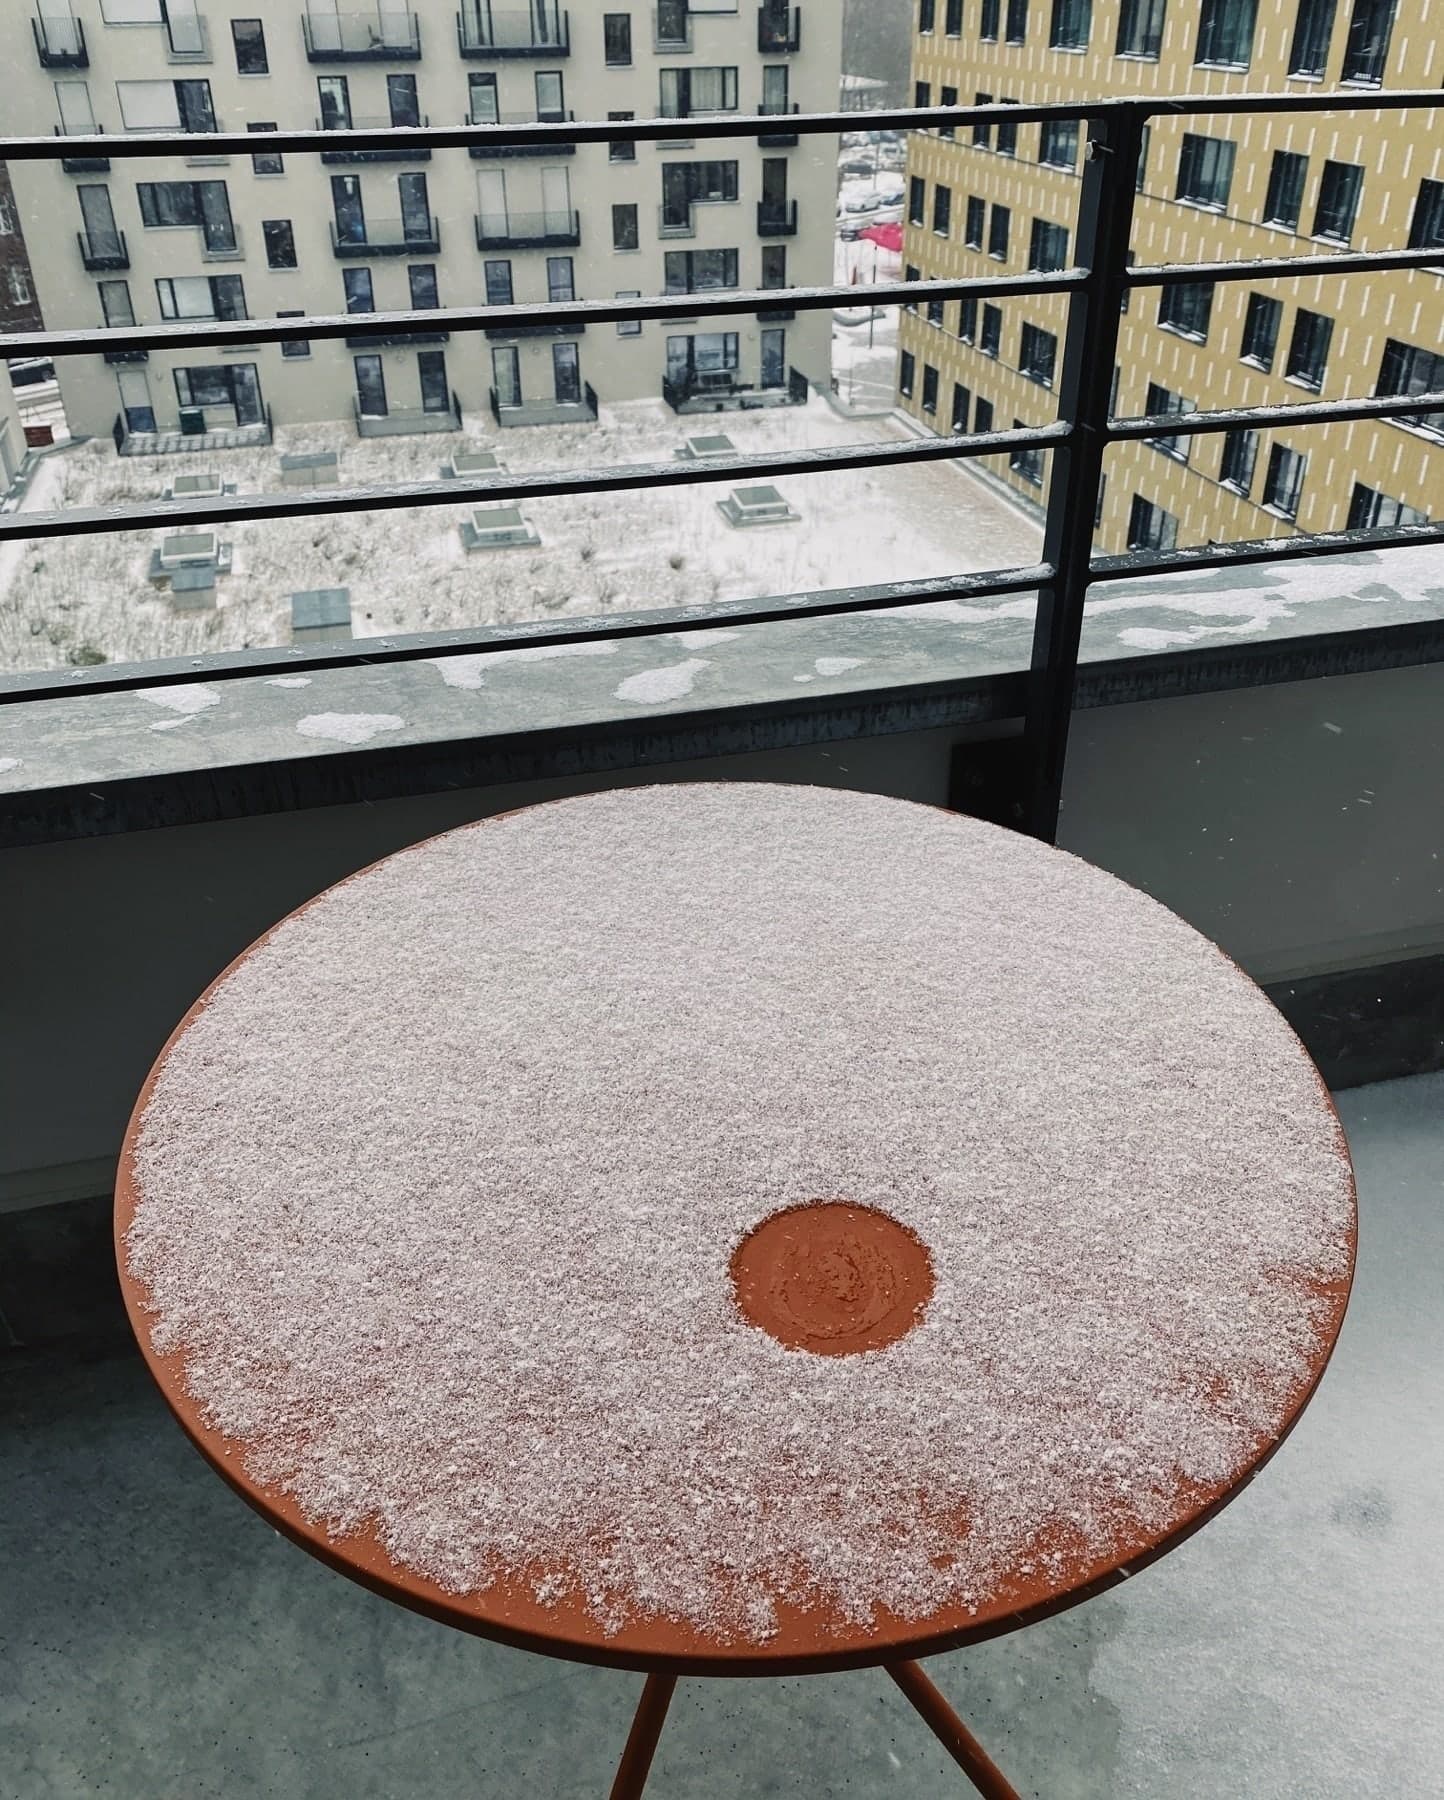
2, 1072, 1441, 1797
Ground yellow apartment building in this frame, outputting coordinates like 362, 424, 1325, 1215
896, 0, 1442, 552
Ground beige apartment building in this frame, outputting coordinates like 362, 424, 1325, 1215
896, 0, 1442, 551
5, 0, 839, 447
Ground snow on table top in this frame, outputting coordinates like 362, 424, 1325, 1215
124, 782, 1354, 1643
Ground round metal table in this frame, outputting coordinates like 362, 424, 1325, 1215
115, 784, 1356, 1798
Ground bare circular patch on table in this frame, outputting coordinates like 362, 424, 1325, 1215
731, 1202, 935, 1355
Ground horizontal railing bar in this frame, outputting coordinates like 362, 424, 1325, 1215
1109, 389, 1444, 441
1090, 518, 1444, 583
0, 563, 1056, 703
4, 88, 1439, 161
0, 426, 1076, 546
1130, 245, 1444, 288
0, 274, 1088, 361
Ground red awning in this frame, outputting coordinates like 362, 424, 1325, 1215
859, 221, 903, 252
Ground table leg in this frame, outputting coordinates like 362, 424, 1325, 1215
608, 1672, 678, 1800
885, 1660, 1021, 1800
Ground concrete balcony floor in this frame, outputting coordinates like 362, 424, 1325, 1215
2, 1071, 1440, 1798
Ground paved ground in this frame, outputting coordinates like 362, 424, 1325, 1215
2, 1072, 1440, 1798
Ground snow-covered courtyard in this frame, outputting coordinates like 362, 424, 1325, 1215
0, 391, 1043, 675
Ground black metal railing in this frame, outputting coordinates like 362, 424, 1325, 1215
456, 7, 569, 55
53, 121, 108, 171
318, 115, 432, 162
4, 93, 1443, 843
76, 229, 127, 271
32, 16, 87, 67
329, 215, 441, 257
468, 111, 575, 157
758, 102, 800, 146
756, 199, 797, 237
487, 379, 597, 425
303, 10, 421, 60
474, 208, 580, 249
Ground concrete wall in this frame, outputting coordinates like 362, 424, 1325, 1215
4, 660, 1442, 1209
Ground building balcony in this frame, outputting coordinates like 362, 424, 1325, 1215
344, 327, 450, 348
663, 365, 809, 413
756, 305, 796, 321
456, 7, 570, 56
353, 392, 462, 437
329, 215, 441, 258
32, 16, 87, 68
474, 209, 580, 250
756, 200, 798, 238
165, 12, 211, 61
467, 112, 575, 157
111, 406, 273, 455
77, 229, 128, 272
488, 380, 597, 426
757, 3, 801, 52
53, 122, 108, 171
302, 9, 421, 60
758, 103, 800, 147
318, 115, 433, 162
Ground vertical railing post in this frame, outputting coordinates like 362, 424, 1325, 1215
1020, 103, 1147, 842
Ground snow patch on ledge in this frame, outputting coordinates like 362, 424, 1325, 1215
614, 659, 711, 705
267, 676, 313, 689
430, 641, 619, 691
295, 713, 405, 745
0, 756, 21, 773
139, 684, 222, 718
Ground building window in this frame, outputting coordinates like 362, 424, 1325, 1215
317, 75, 352, 131
1158, 280, 1213, 341
1375, 338, 1444, 440
1347, 483, 1427, 530
1313, 161, 1363, 241
938, 85, 958, 140
1127, 494, 1178, 551
1039, 118, 1078, 168
926, 295, 945, 326
1406, 178, 1444, 250
612, 204, 639, 251
964, 197, 985, 248
1006, 0, 1029, 41
1285, 308, 1334, 389
8, 268, 32, 304
1144, 382, 1196, 460
1176, 133, 1236, 210
545, 256, 575, 305
604, 13, 632, 63
950, 382, 970, 432
973, 93, 992, 149
946, 0, 964, 30
0, 194, 13, 235
1010, 426, 1044, 485
671, 160, 738, 204
118, 78, 216, 134
1262, 443, 1307, 517
980, 0, 1000, 38
908, 177, 926, 225
959, 296, 977, 342
1262, 150, 1309, 228
1195, 0, 1257, 65
1095, 471, 1107, 528
1288, 0, 1337, 73
231, 19, 268, 74
410, 264, 440, 309
933, 184, 952, 235
1049, 0, 1092, 49
915, 80, 931, 108
157, 274, 247, 322
974, 396, 994, 433
1340, 0, 1395, 82
615, 290, 642, 337
903, 264, 919, 311
1219, 428, 1258, 495
484, 260, 513, 306
1028, 218, 1069, 270
342, 267, 374, 315
988, 204, 1010, 259
247, 122, 282, 176
97, 279, 134, 327
658, 66, 738, 117
1116, 0, 1165, 56
899, 349, 915, 398
277, 309, 309, 359
922, 363, 940, 412
608, 113, 636, 161
262, 219, 296, 270
663, 247, 739, 292
980, 304, 1002, 356
1019, 322, 1057, 386
919, 0, 936, 29
1137, 123, 1150, 191
996, 100, 1019, 156
761, 244, 787, 291
1240, 292, 1283, 369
